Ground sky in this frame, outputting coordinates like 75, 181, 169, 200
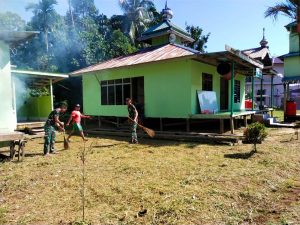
0, 0, 293, 56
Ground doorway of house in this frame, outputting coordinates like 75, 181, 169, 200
220, 77, 229, 110
132, 76, 145, 118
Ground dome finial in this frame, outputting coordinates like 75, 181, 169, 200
162, 0, 173, 21
260, 28, 268, 47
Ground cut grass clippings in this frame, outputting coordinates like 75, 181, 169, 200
0, 128, 299, 224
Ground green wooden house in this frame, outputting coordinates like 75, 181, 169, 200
71, 5, 264, 133
281, 21, 300, 113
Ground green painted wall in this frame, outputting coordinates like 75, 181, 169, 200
190, 61, 245, 114
284, 56, 300, 77
17, 96, 52, 121
83, 59, 192, 118
152, 35, 182, 46
289, 32, 300, 53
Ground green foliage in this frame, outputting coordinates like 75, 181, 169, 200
118, 0, 155, 43
264, 0, 299, 20
106, 30, 137, 58
0, 12, 26, 31
186, 25, 210, 53
29, 87, 50, 97
244, 122, 268, 152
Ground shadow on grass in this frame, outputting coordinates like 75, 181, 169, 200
24, 152, 44, 158
224, 150, 256, 160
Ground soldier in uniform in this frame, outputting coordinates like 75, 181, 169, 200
43, 103, 67, 156
126, 98, 138, 144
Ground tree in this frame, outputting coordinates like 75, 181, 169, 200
106, 29, 137, 58
186, 25, 210, 53
265, 0, 299, 20
265, 1, 300, 35
0, 12, 26, 31
118, 0, 155, 42
26, 0, 59, 52
244, 122, 267, 153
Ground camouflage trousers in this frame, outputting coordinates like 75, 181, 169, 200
44, 125, 56, 154
131, 122, 138, 143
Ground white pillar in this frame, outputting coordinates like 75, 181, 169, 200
50, 79, 54, 110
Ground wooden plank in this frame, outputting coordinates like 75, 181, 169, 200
0, 132, 24, 142
87, 129, 241, 143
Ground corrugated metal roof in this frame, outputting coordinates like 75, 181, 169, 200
0, 31, 39, 45
71, 44, 197, 75
242, 47, 270, 60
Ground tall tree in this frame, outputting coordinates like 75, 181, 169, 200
186, 25, 210, 53
0, 12, 26, 31
26, 0, 59, 53
118, 0, 155, 42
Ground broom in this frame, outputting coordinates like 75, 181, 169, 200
63, 131, 69, 150
128, 117, 155, 138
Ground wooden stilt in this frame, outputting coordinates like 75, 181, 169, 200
220, 119, 224, 134
116, 117, 120, 128
160, 118, 163, 131
98, 116, 102, 128
243, 115, 247, 127
230, 117, 235, 134
186, 119, 190, 132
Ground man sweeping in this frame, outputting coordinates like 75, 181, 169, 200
66, 104, 91, 142
126, 98, 139, 144
44, 103, 68, 156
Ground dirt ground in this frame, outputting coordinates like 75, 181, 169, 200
0, 128, 299, 225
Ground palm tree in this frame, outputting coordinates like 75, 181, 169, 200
26, 0, 58, 52
118, 0, 155, 42
265, 0, 300, 50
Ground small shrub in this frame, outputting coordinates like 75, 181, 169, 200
244, 122, 267, 152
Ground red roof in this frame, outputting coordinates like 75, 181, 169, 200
71, 44, 197, 75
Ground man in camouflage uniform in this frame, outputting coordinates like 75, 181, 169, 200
126, 98, 138, 144
43, 103, 67, 156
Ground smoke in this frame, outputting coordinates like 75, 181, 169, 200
13, 76, 29, 112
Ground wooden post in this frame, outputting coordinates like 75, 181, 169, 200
243, 115, 247, 127
230, 62, 235, 134
252, 73, 255, 111
116, 117, 120, 128
220, 119, 224, 134
230, 62, 235, 116
98, 116, 102, 128
270, 75, 274, 108
230, 117, 235, 134
186, 119, 190, 132
160, 118, 163, 131
260, 75, 263, 108
283, 83, 287, 114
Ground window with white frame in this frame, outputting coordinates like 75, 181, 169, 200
100, 78, 131, 105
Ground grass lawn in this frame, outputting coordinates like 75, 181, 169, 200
272, 109, 300, 122
0, 128, 300, 225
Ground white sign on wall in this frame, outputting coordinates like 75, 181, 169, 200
197, 91, 218, 114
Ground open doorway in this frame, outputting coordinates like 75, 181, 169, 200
220, 77, 229, 110
132, 77, 145, 118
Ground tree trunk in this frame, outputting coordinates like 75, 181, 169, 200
68, 0, 75, 28
45, 28, 49, 53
